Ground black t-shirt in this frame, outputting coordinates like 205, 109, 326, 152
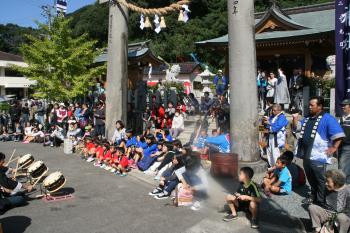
236, 181, 261, 198
22, 107, 30, 115
0, 171, 18, 190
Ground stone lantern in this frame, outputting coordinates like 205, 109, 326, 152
198, 66, 214, 97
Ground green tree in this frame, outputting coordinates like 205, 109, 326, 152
14, 16, 106, 101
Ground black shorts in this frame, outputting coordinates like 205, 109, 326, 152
237, 200, 250, 211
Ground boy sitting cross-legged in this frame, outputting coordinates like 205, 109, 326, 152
223, 167, 261, 229
110, 147, 129, 177
262, 156, 292, 196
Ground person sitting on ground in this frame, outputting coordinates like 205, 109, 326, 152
154, 140, 182, 180
135, 134, 157, 168
149, 152, 185, 200
192, 128, 208, 151
223, 167, 261, 229
110, 147, 129, 177
23, 122, 33, 143
145, 141, 173, 175
94, 143, 108, 167
0, 152, 33, 196
110, 120, 125, 145
12, 122, 23, 142
263, 156, 292, 196
265, 151, 302, 189
155, 129, 173, 142
0, 126, 11, 142
66, 120, 82, 146
138, 141, 164, 172
48, 124, 65, 147
101, 145, 117, 171
31, 124, 45, 143
282, 151, 305, 188
170, 110, 184, 138
308, 169, 350, 233
83, 137, 96, 161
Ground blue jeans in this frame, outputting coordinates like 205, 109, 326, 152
37, 115, 45, 125
6, 195, 26, 207
339, 145, 350, 184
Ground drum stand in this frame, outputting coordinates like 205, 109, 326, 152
30, 169, 49, 187
37, 180, 74, 203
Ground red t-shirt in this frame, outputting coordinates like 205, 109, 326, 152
118, 155, 129, 168
96, 146, 104, 159
86, 142, 95, 151
103, 150, 112, 160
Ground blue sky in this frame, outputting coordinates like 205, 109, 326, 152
0, 0, 97, 28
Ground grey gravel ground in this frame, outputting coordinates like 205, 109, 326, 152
0, 142, 312, 233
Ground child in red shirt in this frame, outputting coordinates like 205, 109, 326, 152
94, 143, 107, 167
111, 147, 129, 177
83, 137, 96, 161
101, 145, 116, 171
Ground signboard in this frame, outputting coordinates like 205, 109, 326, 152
336, 0, 350, 115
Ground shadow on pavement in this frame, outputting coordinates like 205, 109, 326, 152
1, 216, 31, 233
211, 176, 307, 232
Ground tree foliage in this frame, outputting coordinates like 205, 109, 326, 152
66, 0, 332, 67
0, 24, 39, 54
0, 0, 333, 66
14, 16, 106, 101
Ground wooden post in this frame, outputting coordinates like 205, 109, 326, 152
101, 0, 129, 139
228, 0, 260, 162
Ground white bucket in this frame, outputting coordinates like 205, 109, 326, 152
64, 138, 73, 154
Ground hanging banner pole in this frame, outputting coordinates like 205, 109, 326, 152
335, 0, 350, 115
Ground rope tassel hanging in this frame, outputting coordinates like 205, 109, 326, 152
144, 16, 152, 28
178, 10, 184, 22
160, 16, 166, 28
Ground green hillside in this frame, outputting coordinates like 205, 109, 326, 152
0, 0, 334, 66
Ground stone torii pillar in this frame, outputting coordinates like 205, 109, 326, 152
228, 0, 262, 166
100, 0, 129, 139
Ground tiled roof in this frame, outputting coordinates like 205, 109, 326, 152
94, 40, 163, 64
196, 2, 335, 45
0, 51, 24, 62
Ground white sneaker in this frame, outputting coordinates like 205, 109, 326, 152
105, 166, 112, 171
100, 164, 106, 169
110, 168, 116, 173
86, 157, 94, 162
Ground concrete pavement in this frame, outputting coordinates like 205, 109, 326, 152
0, 142, 308, 233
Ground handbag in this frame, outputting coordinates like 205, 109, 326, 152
174, 183, 193, 207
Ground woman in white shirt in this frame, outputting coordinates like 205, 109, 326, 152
23, 122, 33, 142
266, 72, 277, 101
170, 110, 184, 138
111, 120, 126, 145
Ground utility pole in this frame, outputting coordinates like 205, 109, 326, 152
41, 4, 53, 30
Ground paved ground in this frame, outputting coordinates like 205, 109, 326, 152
0, 142, 309, 233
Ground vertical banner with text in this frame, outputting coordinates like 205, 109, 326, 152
336, 0, 350, 115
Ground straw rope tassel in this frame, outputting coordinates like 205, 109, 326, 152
117, 0, 190, 16
160, 16, 166, 28
178, 10, 184, 21
144, 17, 152, 28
